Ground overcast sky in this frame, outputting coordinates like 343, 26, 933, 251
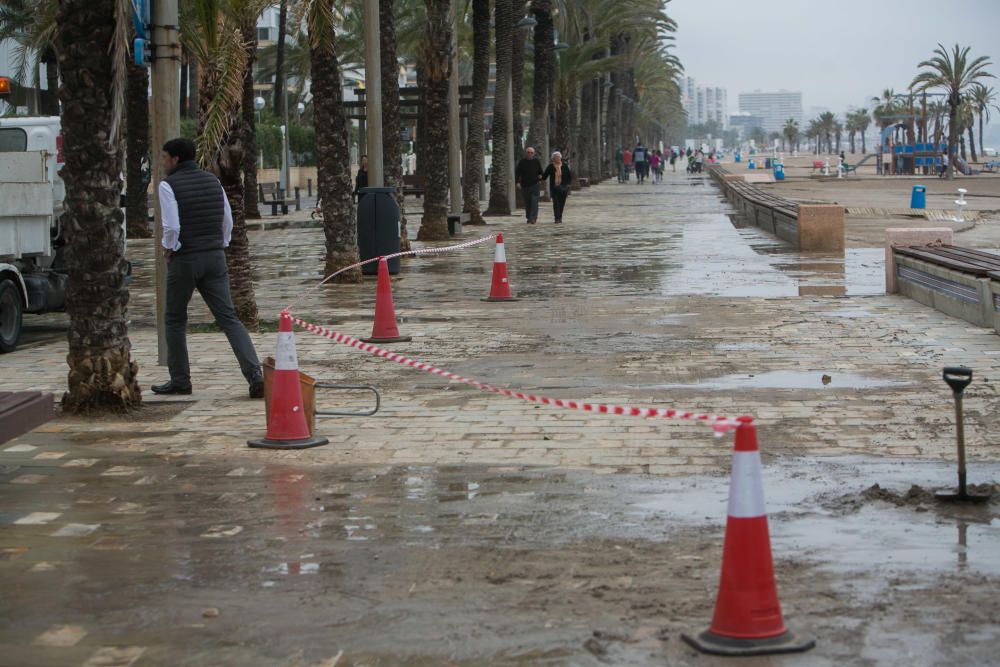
669, 0, 1000, 122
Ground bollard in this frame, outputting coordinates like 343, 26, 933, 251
837, 156, 844, 179
823, 158, 830, 176
952, 188, 968, 222
307, 178, 312, 198
294, 187, 301, 211
910, 185, 927, 209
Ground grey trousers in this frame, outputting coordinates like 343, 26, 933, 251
523, 183, 540, 221
165, 249, 261, 385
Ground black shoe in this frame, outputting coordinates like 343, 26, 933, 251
151, 380, 192, 395
249, 377, 264, 399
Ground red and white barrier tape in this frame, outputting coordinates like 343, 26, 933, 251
289, 314, 745, 435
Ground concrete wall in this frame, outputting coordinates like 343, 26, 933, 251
883, 228, 954, 294
894, 254, 995, 328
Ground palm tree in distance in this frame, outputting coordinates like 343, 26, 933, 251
911, 43, 994, 179
969, 83, 996, 158
782, 118, 799, 153
462, 0, 489, 225
855, 108, 871, 153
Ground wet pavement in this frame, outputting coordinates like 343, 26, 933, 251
2, 171, 1000, 665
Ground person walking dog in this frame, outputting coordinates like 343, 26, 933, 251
153, 138, 264, 398
542, 151, 572, 224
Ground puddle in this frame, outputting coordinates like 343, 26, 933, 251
644, 370, 908, 391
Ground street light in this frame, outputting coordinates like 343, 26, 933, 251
254, 96, 265, 168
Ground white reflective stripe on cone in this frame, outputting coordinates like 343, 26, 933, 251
727, 450, 766, 518
275, 332, 298, 370
495, 243, 507, 263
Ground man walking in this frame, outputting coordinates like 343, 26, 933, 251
515, 146, 544, 224
153, 138, 264, 398
633, 142, 648, 184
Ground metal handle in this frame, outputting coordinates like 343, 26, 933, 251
314, 383, 380, 417
943, 366, 972, 396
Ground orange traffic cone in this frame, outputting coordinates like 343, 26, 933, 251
247, 313, 329, 450
362, 257, 412, 344
682, 417, 814, 656
482, 233, 519, 302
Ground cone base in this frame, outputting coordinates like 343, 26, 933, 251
361, 335, 413, 344
682, 629, 814, 656
247, 435, 330, 450
481, 296, 520, 302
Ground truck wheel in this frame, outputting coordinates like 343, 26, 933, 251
0, 279, 23, 353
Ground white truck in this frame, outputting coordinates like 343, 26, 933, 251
0, 116, 68, 352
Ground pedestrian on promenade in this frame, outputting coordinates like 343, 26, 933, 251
614, 146, 625, 183
353, 155, 368, 203
670, 149, 677, 172
515, 146, 544, 224
623, 148, 633, 182
649, 150, 662, 184
153, 138, 263, 398
633, 142, 648, 183
542, 151, 572, 224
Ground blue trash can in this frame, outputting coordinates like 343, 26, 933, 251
734, 152, 742, 163
910, 185, 926, 209
774, 163, 785, 181
747, 159, 756, 170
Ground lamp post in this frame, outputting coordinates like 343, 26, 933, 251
254, 96, 265, 168
362, 0, 384, 186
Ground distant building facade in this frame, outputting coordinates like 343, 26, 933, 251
728, 112, 766, 139
682, 76, 728, 130
737, 90, 803, 135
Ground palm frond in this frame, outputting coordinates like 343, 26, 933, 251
196, 25, 248, 166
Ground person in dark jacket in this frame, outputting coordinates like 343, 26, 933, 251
353, 155, 368, 202
515, 146, 544, 224
542, 151, 572, 224
153, 137, 263, 398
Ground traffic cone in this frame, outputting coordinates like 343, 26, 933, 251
361, 257, 412, 344
682, 417, 814, 656
482, 233, 519, 302
247, 313, 329, 450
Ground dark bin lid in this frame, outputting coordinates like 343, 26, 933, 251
359, 186, 399, 194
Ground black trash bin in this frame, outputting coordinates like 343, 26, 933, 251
357, 186, 402, 275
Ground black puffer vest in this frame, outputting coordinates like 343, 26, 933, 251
165, 161, 225, 254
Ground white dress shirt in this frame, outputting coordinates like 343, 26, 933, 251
158, 181, 234, 251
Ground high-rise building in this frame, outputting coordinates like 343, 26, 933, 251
737, 90, 803, 135
681, 76, 728, 129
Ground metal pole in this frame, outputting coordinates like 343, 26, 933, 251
447, 0, 462, 215
363, 0, 384, 186
151, 0, 180, 366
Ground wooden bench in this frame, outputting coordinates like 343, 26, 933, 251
402, 174, 425, 198
0, 391, 54, 445
259, 182, 290, 215
893, 244, 1000, 330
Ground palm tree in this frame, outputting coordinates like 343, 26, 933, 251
969, 83, 996, 158
380, 0, 412, 250
241, 19, 261, 220
56, 0, 141, 412
182, 0, 266, 327
527, 0, 553, 153
872, 89, 900, 130
461, 0, 488, 225
416, 0, 453, 240
271, 0, 289, 115
855, 108, 870, 153
911, 43, 994, 179
960, 96, 977, 163
818, 111, 836, 154
485, 0, 512, 215
782, 118, 799, 154
125, 51, 151, 238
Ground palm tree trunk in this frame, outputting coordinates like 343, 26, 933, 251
380, 0, 411, 250
554, 93, 571, 159
180, 50, 189, 118
946, 98, 958, 180
511, 21, 526, 156
417, 0, 452, 240
242, 22, 261, 220
527, 0, 553, 153
462, 0, 488, 225
199, 66, 259, 328
219, 147, 258, 326
56, 0, 141, 413
485, 0, 512, 215
967, 125, 977, 163
312, 2, 360, 281
272, 0, 288, 116
125, 58, 151, 238
979, 113, 985, 158
188, 59, 200, 119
